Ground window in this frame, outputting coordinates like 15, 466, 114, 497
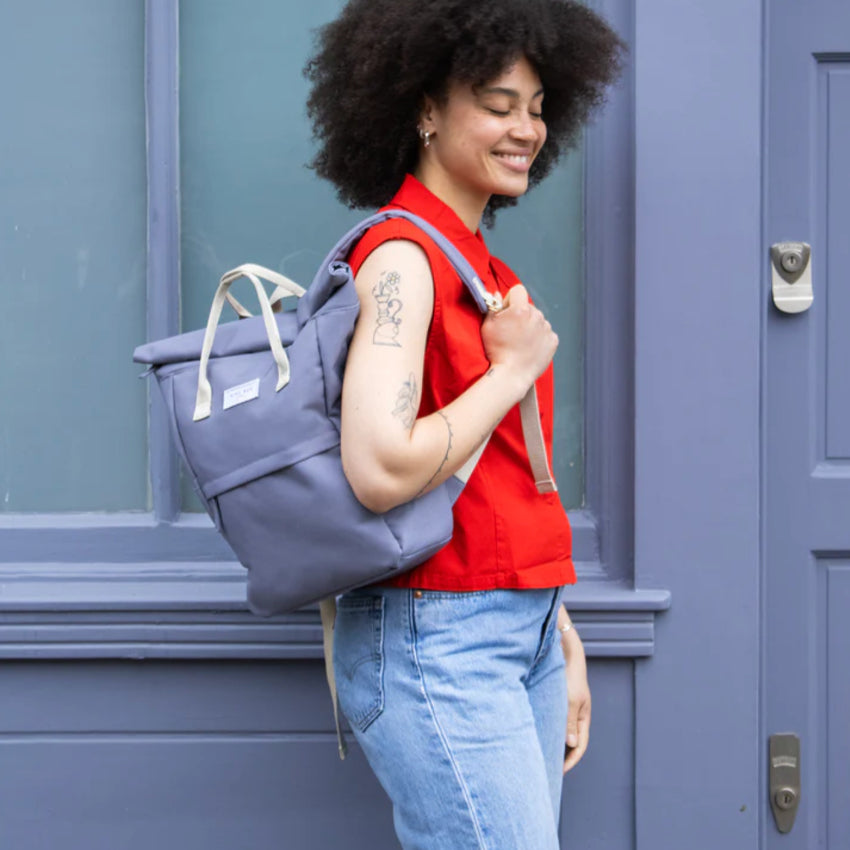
177, 0, 585, 511
1, 1, 639, 621
0, 0, 147, 512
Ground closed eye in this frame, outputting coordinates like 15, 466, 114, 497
486, 107, 544, 120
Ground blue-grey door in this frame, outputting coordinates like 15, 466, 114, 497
765, 1, 850, 847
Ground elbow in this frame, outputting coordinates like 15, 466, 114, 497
342, 459, 408, 515
354, 487, 403, 515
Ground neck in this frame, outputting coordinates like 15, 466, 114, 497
413, 161, 488, 233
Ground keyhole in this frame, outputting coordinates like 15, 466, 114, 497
781, 252, 801, 273
774, 788, 797, 810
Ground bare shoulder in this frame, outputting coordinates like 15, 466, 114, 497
353, 238, 434, 306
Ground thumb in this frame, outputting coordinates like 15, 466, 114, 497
503, 284, 529, 310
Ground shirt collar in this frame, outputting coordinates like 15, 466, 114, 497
385, 174, 494, 284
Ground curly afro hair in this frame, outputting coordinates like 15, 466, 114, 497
304, 0, 625, 222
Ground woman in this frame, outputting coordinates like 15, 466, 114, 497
305, 1, 623, 847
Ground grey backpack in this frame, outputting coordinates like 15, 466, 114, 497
134, 209, 554, 617
134, 210, 556, 756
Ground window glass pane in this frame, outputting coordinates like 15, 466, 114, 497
0, 1, 147, 512
489, 151, 585, 509
179, 0, 583, 511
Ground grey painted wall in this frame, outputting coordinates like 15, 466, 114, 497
0, 0, 715, 848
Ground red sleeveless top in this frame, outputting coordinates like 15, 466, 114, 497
348, 175, 575, 591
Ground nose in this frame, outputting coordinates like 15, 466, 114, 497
510, 110, 541, 143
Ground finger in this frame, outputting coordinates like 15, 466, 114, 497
578, 703, 591, 752
563, 734, 588, 773
565, 700, 579, 750
563, 700, 591, 774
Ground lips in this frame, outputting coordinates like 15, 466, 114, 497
492, 151, 533, 172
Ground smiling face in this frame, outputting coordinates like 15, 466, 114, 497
415, 56, 547, 230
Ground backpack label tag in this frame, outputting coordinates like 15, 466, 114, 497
223, 378, 260, 410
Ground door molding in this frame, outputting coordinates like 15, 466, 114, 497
633, 0, 762, 847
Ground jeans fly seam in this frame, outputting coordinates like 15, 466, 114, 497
408, 591, 490, 850
527, 586, 563, 679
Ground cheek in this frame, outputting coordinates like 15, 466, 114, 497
538, 123, 548, 149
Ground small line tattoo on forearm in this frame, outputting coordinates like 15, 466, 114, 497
392, 373, 418, 430
416, 411, 453, 496
372, 270, 403, 347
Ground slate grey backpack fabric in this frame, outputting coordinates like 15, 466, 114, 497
133, 211, 547, 616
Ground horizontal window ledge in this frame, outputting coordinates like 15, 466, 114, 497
0, 510, 601, 565
0, 563, 669, 660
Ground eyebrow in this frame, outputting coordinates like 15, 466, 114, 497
479, 86, 545, 99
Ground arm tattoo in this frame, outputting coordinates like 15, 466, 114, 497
416, 411, 453, 497
392, 373, 419, 430
372, 270, 403, 347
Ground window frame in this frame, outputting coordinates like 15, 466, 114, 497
0, 0, 669, 661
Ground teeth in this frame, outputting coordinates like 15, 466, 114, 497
496, 154, 529, 163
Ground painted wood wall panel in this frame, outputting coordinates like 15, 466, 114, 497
0, 661, 335, 733
561, 660, 635, 850
0, 658, 635, 850
0, 738, 393, 850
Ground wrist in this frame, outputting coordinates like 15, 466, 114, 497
557, 613, 584, 657
485, 361, 532, 406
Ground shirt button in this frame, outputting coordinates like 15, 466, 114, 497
413, 590, 423, 599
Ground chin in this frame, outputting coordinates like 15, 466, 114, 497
493, 179, 530, 198
473, 175, 528, 200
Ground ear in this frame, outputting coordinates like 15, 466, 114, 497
418, 95, 438, 134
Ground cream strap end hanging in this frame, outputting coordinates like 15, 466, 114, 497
480, 285, 557, 495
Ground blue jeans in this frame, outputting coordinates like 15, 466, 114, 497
333, 585, 568, 850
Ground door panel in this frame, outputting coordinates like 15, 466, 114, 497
823, 67, 850, 459
826, 563, 850, 846
765, 3, 850, 849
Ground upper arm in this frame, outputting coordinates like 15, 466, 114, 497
340, 238, 435, 505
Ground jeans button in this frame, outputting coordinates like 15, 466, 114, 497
413, 590, 423, 599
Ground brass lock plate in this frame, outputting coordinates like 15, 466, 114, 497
769, 733, 801, 833
771, 242, 813, 314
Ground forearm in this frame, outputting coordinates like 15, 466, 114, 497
346, 361, 528, 512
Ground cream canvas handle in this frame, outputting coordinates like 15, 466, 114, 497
193, 265, 305, 422
224, 264, 306, 319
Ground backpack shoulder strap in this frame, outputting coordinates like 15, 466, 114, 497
323, 210, 503, 313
